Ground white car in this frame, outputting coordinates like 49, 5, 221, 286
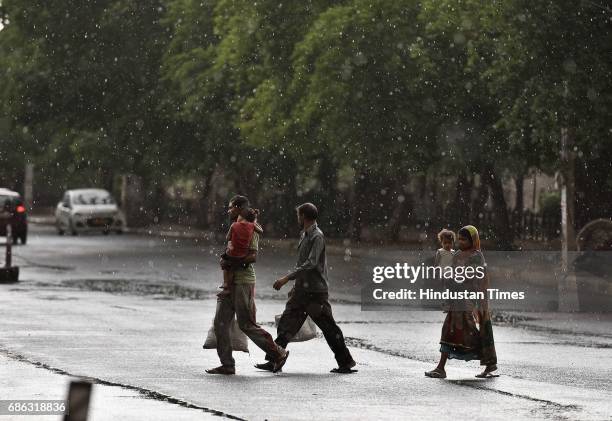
55, 189, 125, 235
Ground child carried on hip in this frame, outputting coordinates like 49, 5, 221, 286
218, 207, 263, 297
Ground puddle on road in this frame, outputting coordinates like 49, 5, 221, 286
13, 256, 74, 272
491, 312, 535, 324
34, 279, 325, 303
38, 295, 80, 301
62, 279, 211, 300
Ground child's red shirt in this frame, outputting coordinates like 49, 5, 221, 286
227, 221, 255, 257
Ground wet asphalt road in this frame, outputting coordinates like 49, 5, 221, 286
11, 224, 362, 300
2, 224, 612, 420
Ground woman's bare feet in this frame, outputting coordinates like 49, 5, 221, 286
476, 364, 498, 378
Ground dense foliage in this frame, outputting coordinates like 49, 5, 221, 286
1, 0, 610, 245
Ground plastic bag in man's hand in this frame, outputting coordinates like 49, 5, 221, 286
203, 317, 249, 352
274, 314, 318, 342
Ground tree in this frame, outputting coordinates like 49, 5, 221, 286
0, 0, 170, 210
482, 0, 612, 231
414, 0, 516, 247
277, 0, 438, 239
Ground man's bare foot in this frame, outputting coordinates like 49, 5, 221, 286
273, 348, 289, 373
331, 359, 357, 374
254, 361, 274, 372
205, 365, 235, 375
424, 368, 446, 378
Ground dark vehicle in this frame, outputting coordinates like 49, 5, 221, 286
0, 188, 28, 245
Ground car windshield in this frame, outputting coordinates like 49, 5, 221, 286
72, 192, 115, 206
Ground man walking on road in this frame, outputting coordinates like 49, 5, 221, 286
206, 195, 289, 375
256, 203, 357, 373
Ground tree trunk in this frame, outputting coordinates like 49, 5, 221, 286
206, 166, 224, 233
424, 170, 440, 246
484, 164, 513, 249
471, 172, 489, 222
274, 158, 298, 237
512, 175, 525, 238
387, 178, 408, 242
196, 169, 215, 229
453, 170, 471, 227
515, 176, 524, 212
348, 170, 368, 241
316, 153, 338, 233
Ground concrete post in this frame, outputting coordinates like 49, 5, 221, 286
24, 163, 34, 211
559, 126, 579, 312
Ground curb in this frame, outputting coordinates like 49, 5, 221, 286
28, 216, 56, 225
28, 217, 405, 259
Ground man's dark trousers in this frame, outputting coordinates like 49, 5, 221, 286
269, 288, 354, 367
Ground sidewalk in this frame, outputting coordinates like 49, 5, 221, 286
0, 354, 218, 421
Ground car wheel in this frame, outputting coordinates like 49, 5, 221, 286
103, 230, 110, 236
56, 220, 65, 235
70, 220, 78, 236
115, 230, 124, 235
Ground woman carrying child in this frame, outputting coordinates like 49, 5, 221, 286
425, 225, 498, 379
